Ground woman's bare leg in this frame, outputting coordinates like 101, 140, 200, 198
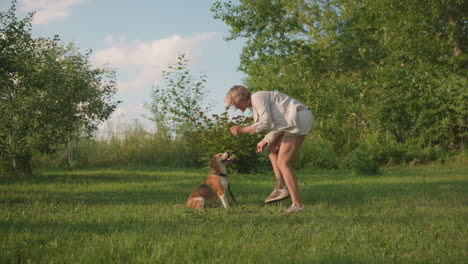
268, 132, 285, 188
277, 135, 306, 206
268, 152, 286, 188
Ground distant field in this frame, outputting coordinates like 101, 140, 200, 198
1, 161, 467, 263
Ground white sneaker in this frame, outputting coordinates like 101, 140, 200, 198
264, 188, 290, 203
284, 203, 306, 215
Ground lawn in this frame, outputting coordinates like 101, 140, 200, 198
1, 160, 467, 263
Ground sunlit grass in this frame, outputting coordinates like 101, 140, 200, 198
1, 162, 467, 263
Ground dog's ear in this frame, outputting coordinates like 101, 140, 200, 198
210, 155, 220, 173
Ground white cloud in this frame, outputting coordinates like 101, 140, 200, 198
98, 104, 154, 134
19, 0, 86, 25
104, 35, 115, 44
108, 104, 148, 123
91, 32, 219, 92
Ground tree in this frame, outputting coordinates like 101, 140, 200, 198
212, 0, 375, 155
146, 54, 268, 171
212, 0, 467, 161
0, 1, 119, 176
145, 54, 212, 166
337, 0, 467, 148
146, 54, 212, 138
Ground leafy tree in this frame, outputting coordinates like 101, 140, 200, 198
0, 1, 119, 176
146, 54, 212, 138
336, 0, 467, 148
147, 54, 268, 171
146, 54, 213, 166
212, 0, 375, 156
193, 109, 268, 173
212, 0, 467, 163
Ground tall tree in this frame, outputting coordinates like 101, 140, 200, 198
146, 54, 212, 166
146, 54, 212, 138
339, 0, 467, 147
213, 0, 467, 156
0, 1, 119, 176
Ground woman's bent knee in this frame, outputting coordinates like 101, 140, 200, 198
276, 160, 291, 171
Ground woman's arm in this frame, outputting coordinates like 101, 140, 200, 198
230, 125, 254, 135
251, 92, 272, 133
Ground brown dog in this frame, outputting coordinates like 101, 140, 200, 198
186, 152, 234, 210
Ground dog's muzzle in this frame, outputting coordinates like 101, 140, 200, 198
221, 152, 234, 164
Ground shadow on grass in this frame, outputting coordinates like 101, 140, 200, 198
0, 188, 190, 206
1, 204, 455, 237
0, 217, 190, 236
230, 178, 468, 207
0, 171, 198, 206
1, 167, 466, 207
0, 168, 204, 186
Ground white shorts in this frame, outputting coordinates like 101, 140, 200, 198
285, 109, 314, 137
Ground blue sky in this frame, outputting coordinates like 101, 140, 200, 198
1, 0, 246, 130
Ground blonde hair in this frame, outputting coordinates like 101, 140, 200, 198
224, 85, 251, 106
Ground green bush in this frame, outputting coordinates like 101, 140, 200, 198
361, 132, 413, 166
32, 121, 196, 169
295, 133, 339, 169
192, 109, 269, 173
411, 145, 457, 165
346, 143, 380, 175
31, 118, 464, 172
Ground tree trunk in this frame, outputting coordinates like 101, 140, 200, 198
11, 153, 33, 177
67, 131, 79, 170
447, 8, 463, 56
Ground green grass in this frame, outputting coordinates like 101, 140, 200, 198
1, 161, 467, 263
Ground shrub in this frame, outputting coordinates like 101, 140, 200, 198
411, 145, 456, 165
295, 133, 339, 169
346, 143, 380, 175
362, 132, 414, 166
192, 109, 269, 173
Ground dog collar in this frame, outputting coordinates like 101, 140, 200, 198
212, 173, 227, 178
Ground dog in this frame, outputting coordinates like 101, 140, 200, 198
186, 152, 235, 210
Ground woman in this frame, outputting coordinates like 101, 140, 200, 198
225, 85, 314, 214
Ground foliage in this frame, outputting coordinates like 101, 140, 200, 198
212, 0, 468, 160
10, 0, 468, 173
146, 54, 211, 137
146, 54, 268, 172
346, 143, 380, 175
295, 133, 340, 169
33, 120, 195, 169
145, 54, 217, 168
0, 1, 119, 176
360, 132, 414, 166
192, 109, 269, 173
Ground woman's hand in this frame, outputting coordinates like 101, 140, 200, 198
230, 126, 242, 136
256, 140, 268, 153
